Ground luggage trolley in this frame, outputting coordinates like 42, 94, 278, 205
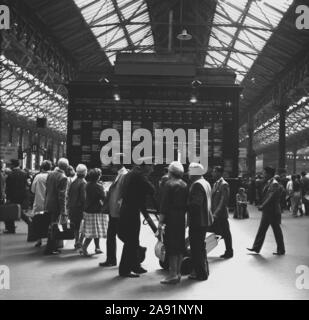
142, 209, 221, 275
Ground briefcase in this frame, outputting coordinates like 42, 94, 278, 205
0, 203, 21, 221
51, 220, 75, 240
27, 212, 50, 241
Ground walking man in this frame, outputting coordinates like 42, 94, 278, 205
247, 166, 285, 255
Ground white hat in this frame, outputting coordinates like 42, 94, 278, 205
189, 162, 204, 176
76, 164, 87, 175
168, 161, 184, 176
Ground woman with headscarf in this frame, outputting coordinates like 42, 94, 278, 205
79, 168, 106, 256
158, 161, 188, 284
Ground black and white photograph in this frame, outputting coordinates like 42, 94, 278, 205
0, 0, 309, 308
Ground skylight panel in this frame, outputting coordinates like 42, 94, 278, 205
206, 0, 293, 83
0, 55, 67, 134
74, 0, 154, 65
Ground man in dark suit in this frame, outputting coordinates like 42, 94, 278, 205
118, 160, 155, 278
4, 159, 29, 233
211, 166, 233, 259
99, 157, 128, 267
188, 163, 213, 281
301, 171, 309, 216
248, 166, 285, 255
44, 158, 69, 255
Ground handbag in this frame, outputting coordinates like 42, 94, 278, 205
154, 227, 166, 262
51, 216, 75, 240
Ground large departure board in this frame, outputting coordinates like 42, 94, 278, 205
67, 83, 240, 178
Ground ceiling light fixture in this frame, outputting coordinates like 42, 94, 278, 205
114, 93, 120, 101
177, 29, 192, 41
177, 0, 192, 41
190, 95, 197, 104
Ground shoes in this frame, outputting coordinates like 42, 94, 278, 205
74, 243, 82, 250
247, 248, 259, 254
273, 251, 285, 256
3, 230, 15, 234
132, 266, 147, 274
34, 240, 42, 248
99, 261, 117, 267
220, 252, 234, 259
160, 277, 180, 285
95, 249, 103, 254
119, 272, 140, 278
44, 249, 61, 255
188, 274, 208, 281
79, 247, 91, 257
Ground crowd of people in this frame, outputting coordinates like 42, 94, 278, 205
243, 171, 309, 218
1, 156, 308, 285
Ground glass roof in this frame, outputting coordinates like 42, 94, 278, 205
205, 0, 293, 83
0, 56, 68, 134
253, 97, 309, 147
74, 0, 154, 65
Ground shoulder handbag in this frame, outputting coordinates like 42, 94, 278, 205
51, 215, 75, 240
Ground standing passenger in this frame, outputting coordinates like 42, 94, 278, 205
44, 158, 69, 255
187, 163, 213, 281
67, 164, 87, 249
211, 166, 233, 259
31, 160, 52, 247
99, 156, 128, 267
80, 168, 106, 256
118, 160, 155, 278
159, 161, 188, 284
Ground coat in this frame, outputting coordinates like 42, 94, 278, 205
118, 167, 155, 241
188, 178, 213, 228
84, 181, 105, 214
44, 168, 68, 219
260, 178, 281, 220
6, 167, 28, 206
67, 177, 87, 221
103, 167, 128, 218
160, 178, 188, 254
0, 171, 6, 202
211, 177, 230, 220
31, 171, 49, 214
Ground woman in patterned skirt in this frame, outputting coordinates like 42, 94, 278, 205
80, 168, 107, 256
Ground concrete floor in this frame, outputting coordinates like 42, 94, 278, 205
1, 205, 309, 300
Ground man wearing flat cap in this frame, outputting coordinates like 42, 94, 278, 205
118, 157, 155, 277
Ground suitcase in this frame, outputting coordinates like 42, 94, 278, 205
27, 212, 50, 241
0, 203, 21, 221
205, 232, 221, 253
